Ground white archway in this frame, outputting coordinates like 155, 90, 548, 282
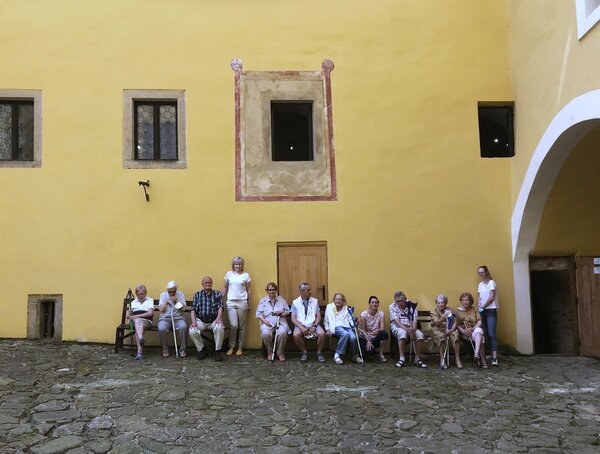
512, 89, 600, 354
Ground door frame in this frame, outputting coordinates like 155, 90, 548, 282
277, 241, 328, 304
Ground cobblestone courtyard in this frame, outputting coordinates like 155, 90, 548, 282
0, 340, 599, 453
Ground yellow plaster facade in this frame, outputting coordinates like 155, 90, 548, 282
1, 0, 598, 353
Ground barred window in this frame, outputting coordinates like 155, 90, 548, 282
0, 100, 34, 161
134, 101, 178, 160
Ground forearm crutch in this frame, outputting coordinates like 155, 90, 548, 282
270, 316, 280, 363
171, 306, 179, 358
348, 307, 365, 367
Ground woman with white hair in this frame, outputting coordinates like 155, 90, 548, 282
223, 256, 252, 356
430, 294, 461, 369
128, 284, 154, 361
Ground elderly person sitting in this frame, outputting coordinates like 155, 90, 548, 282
158, 280, 188, 358
430, 294, 461, 369
256, 282, 290, 362
127, 284, 154, 361
455, 292, 487, 368
324, 293, 363, 364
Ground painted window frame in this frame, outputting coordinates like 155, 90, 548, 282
231, 59, 337, 201
0, 89, 42, 168
123, 89, 186, 169
576, 0, 600, 39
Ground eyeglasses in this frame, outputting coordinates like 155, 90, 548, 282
266, 288, 277, 292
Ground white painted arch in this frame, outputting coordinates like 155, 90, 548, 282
512, 89, 600, 354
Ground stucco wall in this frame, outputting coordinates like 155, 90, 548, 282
0, 0, 514, 347
535, 125, 600, 255
508, 0, 600, 203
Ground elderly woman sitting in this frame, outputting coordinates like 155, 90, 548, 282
256, 282, 290, 362
430, 294, 461, 369
455, 292, 487, 368
324, 293, 363, 364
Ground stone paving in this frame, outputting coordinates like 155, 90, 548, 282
0, 340, 599, 453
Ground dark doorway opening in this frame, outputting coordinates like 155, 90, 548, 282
530, 256, 578, 354
40, 300, 55, 339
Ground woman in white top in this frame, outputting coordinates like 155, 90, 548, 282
477, 265, 499, 366
223, 256, 251, 356
128, 284, 154, 361
324, 293, 363, 365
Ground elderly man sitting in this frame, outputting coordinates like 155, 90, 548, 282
189, 276, 225, 362
158, 280, 188, 358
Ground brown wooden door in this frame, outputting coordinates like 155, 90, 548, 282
575, 256, 600, 358
277, 242, 328, 305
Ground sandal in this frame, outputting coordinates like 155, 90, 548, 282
395, 359, 405, 368
162, 351, 170, 358
179, 351, 187, 358
378, 354, 388, 363
440, 363, 448, 370
415, 360, 428, 368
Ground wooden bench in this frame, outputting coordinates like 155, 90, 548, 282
114, 290, 229, 354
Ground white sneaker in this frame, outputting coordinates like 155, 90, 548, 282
333, 353, 343, 365
352, 355, 363, 364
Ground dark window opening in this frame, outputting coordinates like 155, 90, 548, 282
0, 100, 34, 161
134, 101, 178, 160
478, 105, 514, 158
271, 101, 313, 161
40, 300, 55, 339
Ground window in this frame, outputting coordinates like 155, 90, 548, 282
231, 59, 337, 201
0, 90, 42, 168
271, 101, 313, 161
478, 104, 515, 158
576, 0, 600, 39
134, 101, 178, 160
123, 90, 186, 169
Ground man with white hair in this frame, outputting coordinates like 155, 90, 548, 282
158, 280, 188, 358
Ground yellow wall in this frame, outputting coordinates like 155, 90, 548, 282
0, 1, 515, 348
508, 0, 600, 203
535, 125, 600, 255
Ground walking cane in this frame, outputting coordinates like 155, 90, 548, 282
271, 316, 281, 363
171, 301, 180, 358
442, 311, 454, 368
348, 307, 365, 367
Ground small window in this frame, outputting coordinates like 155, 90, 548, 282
123, 89, 186, 169
0, 100, 34, 161
134, 101, 178, 160
271, 101, 313, 161
478, 105, 514, 158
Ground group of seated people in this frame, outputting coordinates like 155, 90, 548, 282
127, 279, 491, 369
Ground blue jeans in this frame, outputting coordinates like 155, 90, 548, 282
334, 326, 358, 357
482, 309, 497, 353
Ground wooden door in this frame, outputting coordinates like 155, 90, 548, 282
530, 256, 579, 355
277, 242, 328, 305
575, 256, 600, 358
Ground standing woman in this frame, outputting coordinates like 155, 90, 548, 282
477, 265, 499, 366
223, 256, 251, 356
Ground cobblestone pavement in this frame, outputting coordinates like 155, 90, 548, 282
0, 340, 599, 453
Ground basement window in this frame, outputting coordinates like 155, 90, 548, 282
478, 104, 515, 158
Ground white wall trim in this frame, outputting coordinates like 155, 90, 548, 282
576, 0, 600, 39
511, 89, 600, 353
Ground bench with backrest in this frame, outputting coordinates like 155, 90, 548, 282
114, 291, 229, 354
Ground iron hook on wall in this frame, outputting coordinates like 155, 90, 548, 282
138, 180, 150, 202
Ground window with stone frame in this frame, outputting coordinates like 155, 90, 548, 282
0, 90, 42, 168
123, 90, 186, 169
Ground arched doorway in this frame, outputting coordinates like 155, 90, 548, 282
512, 89, 600, 355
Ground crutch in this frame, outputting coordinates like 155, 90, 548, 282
462, 319, 478, 365
270, 316, 281, 363
170, 301, 179, 358
125, 289, 135, 357
442, 310, 453, 368
347, 307, 365, 367
408, 337, 415, 365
